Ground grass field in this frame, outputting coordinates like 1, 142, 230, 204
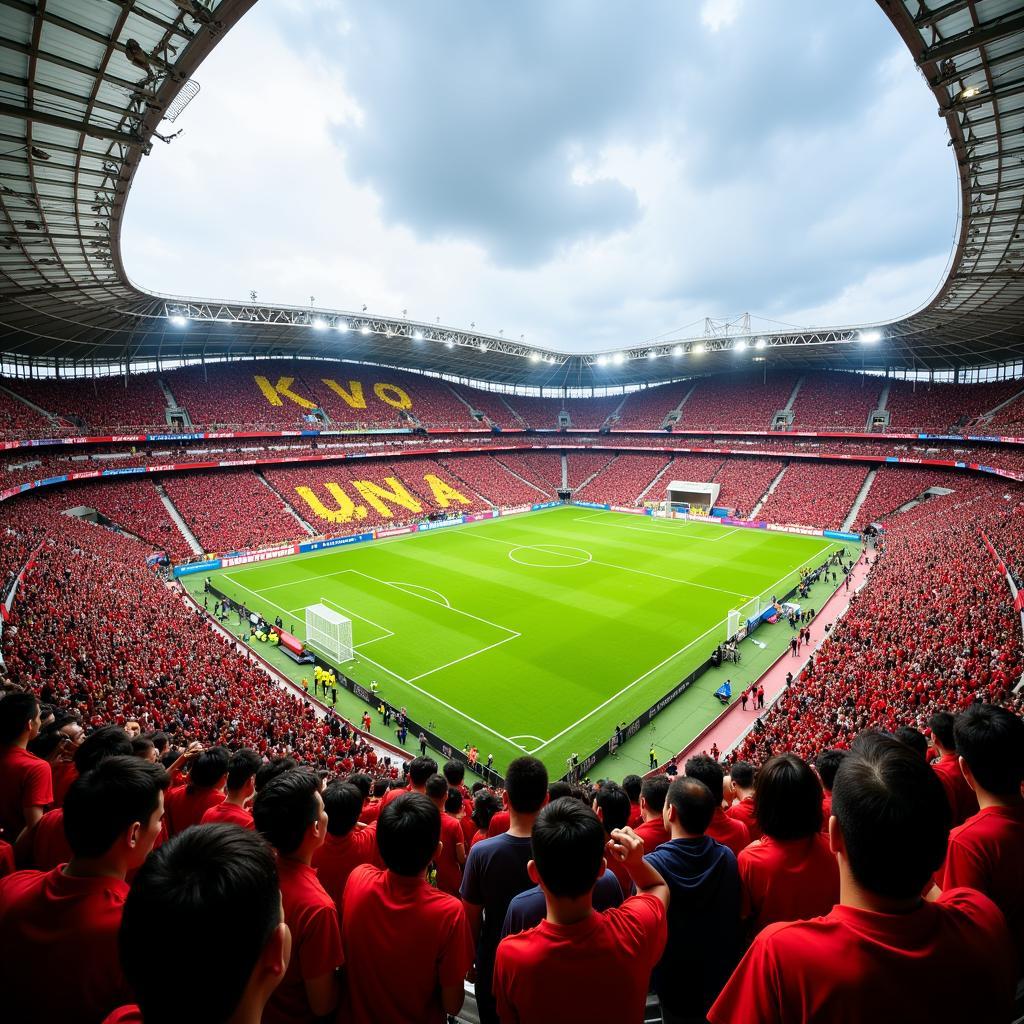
200, 506, 846, 776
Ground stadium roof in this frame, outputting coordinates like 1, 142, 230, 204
0, 0, 1023, 389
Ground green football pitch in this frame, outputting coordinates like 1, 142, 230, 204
200, 506, 845, 776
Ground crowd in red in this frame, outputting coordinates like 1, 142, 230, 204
711, 457, 784, 517
575, 453, 672, 505
790, 371, 882, 433
434, 455, 547, 507
885, 378, 1023, 433
852, 465, 966, 531
613, 380, 692, 429
678, 372, 799, 431
757, 461, 871, 529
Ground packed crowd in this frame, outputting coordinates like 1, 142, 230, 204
1, 693, 1020, 1024
677, 372, 799, 431
885, 377, 1024, 433
613, 380, 692, 429
852, 464, 965, 532
575, 453, 672, 506
757, 461, 871, 529
790, 371, 883, 433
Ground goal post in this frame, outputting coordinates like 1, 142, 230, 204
305, 602, 353, 663
727, 609, 740, 639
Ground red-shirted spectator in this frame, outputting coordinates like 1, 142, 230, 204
738, 754, 839, 936
311, 780, 382, 916
493, 799, 669, 1024
15, 724, 132, 871
199, 748, 261, 830
425, 774, 466, 897
591, 780, 634, 895
725, 761, 761, 842
814, 748, 847, 830
341, 793, 474, 1023
634, 774, 671, 852
942, 704, 1024, 970
0, 756, 167, 1024
928, 711, 979, 827
709, 733, 1016, 1024
164, 746, 229, 836
0, 692, 52, 842
104, 824, 289, 1024
685, 754, 750, 857
253, 769, 342, 1024
622, 773, 644, 828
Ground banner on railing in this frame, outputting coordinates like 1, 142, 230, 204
571, 501, 609, 511
300, 533, 374, 552
172, 559, 222, 577
221, 544, 300, 567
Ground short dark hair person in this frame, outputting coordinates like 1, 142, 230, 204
253, 769, 322, 855
322, 780, 364, 838
953, 704, 1024, 796
377, 793, 441, 876
665, 777, 716, 835
685, 754, 727, 803
504, 756, 548, 814
531, 798, 606, 899
755, 754, 823, 839
0, 692, 38, 744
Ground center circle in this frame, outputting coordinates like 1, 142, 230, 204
508, 544, 592, 568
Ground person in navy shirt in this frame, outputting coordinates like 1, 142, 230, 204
500, 867, 623, 938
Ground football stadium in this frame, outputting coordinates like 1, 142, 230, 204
0, 2, 1023, 1024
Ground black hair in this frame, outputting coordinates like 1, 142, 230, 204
621, 774, 642, 803
377, 793, 440, 876
832, 732, 950, 900
227, 749, 263, 792
505, 756, 549, 813
954, 704, 1024, 797
814, 749, 847, 792
443, 759, 465, 786
928, 711, 956, 751
120, 825, 281, 1024
893, 726, 928, 759
471, 790, 502, 830
371, 779, 389, 798
445, 788, 464, 815
346, 773, 372, 799
531, 798, 605, 898
149, 731, 169, 753
254, 756, 298, 793
27, 728, 63, 761
755, 754, 823, 839
0, 692, 38, 744
74, 725, 133, 773
424, 773, 449, 801
640, 774, 670, 814
131, 737, 156, 759
548, 781, 573, 802
322, 781, 364, 838
188, 746, 231, 789
592, 781, 631, 835
253, 769, 321, 855
685, 754, 726, 803
666, 777, 716, 835
730, 761, 755, 789
407, 756, 438, 787
63, 756, 169, 858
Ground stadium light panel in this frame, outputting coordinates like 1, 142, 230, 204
531, 352, 542, 363
755, 337, 767, 349
859, 330, 881, 344
446, 340, 454, 348
312, 319, 326, 331
648, 350, 659, 360
612, 352, 625, 365
337, 321, 349, 332
960, 86, 980, 100
735, 340, 747, 352
480, 344, 488, 353
360, 325, 371, 336
596, 355, 607, 366
672, 345, 683, 357
693, 343, 705, 354
169, 314, 187, 327
412, 330, 423, 341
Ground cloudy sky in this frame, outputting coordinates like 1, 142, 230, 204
122, 0, 957, 352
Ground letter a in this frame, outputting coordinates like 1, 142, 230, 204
423, 474, 471, 508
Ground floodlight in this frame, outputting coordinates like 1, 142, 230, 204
859, 330, 881, 344
612, 352, 625, 365
531, 352, 542, 363
360, 325, 371, 336
648, 350, 659, 360
337, 321, 349, 332
413, 330, 423, 341
312, 319, 326, 331
735, 339, 747, 352
755, 337, 767, 350
596, 355, 607, 366
480, 344, 488, 353
169, 314, 187, 327
446, 340, 454, 348
693, 343, 705, 354
960, 86, 980, 100
672, 345, 683, 357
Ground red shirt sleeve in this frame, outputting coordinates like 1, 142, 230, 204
297, 903, 344, 980
941, 834, 985, 892
492, 940, 521, 1024
606, 892, 668, 970
708, 928, 785, 1024
437, 902, 476, 988
23, 759, 53, 812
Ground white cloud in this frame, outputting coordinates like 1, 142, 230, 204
701, 0, 743, 33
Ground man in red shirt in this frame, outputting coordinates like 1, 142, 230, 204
426, 773, 466, 896
591, 780, 633, 894
724, 760, 760, 841
104, 824, 289, 1024
942, 704, 1024, 969
492, 799, 669, 1024
200, 748, 261, 830
634, 774, 671, 852
311, 779, 382, 915
164, 745, 229, 836
253, 769, 342, 1024
685, 754, 750, 856
16, 724, 133, 870
0, 756, 168, 1024
622, 774, 644, 828
341, 793, 474, 1022
814, 748, 847, 829
0, 692, 52, 842
709, 733, 1016, 1024
928, 711, 978, 826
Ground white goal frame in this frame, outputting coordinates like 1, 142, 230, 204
305, 602, 353, 663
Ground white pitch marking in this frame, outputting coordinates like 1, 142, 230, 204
383, 581, 451, 607
406, 633, 521, 683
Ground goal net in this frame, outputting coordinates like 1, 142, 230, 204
305, 603, 353, 663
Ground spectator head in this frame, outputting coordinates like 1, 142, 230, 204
685, 754, 726, 803
407, 756, 438, 789
831, 732, 950, 901
729, 761, 755, 791
665, 777, 716, 837
27, 728, 64, 763
591, 781, 631, 836
814, 749, 848, 793
529, 798, 605, 899
472, 790, 502, 831
124, 721, 141, 739
131, 736, 158, 762
322, 781, 364, 838
227, 749, 263, 798
954, 705, 1024, 798
755, 754, 823, 840
377, 793, 440, 877
640, 775, 670, 819
621, 774, 642, 803
120, 825, 289, 1024
893, 726, 928, 760
928, 711, 956, 754
254, 756, 297, 793
504, 757, 549, 815
346, 773, 372, 799
371, 779, 389, 799
74, 724, 133, 773
63, 756, 169, 870
253, 769, 326, 857
0, 692, 40, 745
443, 759, 465, 787
188, 746, 231, 790
424, 773, 449, 808
548, 781, 573, 802
445, 788, 464, 816
149, 730, 169, 754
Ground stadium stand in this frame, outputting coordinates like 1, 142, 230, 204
677, 372, 799, 430
789, 371, 883, 432
884, 378, 1024, 433
565, 451, 615, 490
852, 465, 966, 531
0, 386, 54, 437
574, 453, 672, 506
613, 381, 693, 429
756, 461, 871, 529
492, 452, 561, 494
436, 454, 548, 506
712, 456, 784, 518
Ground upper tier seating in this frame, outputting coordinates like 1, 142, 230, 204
852, 465, 966, 531
789, 371, 883, 432
613, 381, 692, 430
757, 461, 871, 530
4, 374, 169, 432
0, 387, 54, 438
677, 372, 799, 431
711, 457, 782, 518
493, 452, 561, 494
885, 378, 1024, 433
566, 452, 615, 489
